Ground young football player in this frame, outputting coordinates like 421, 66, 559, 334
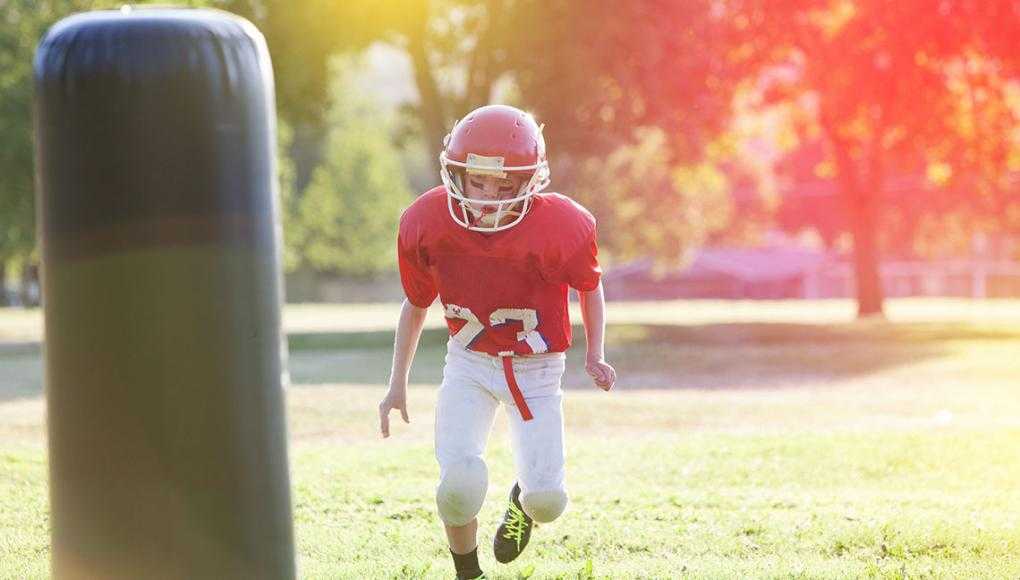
379, 104, 616, 580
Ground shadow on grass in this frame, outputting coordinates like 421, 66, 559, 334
4, 321, 1017, 401
606, 321, 1020, 346
569, 321, 1020, 390
287, 321, 1020, 391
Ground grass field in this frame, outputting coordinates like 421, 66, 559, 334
2, 299, 1020, 579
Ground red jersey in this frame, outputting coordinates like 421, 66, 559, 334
397, 186, 601, 356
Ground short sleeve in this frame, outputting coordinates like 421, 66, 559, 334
397, 219, 438, 308
561, 225, 602, 292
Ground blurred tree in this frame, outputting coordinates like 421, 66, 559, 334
730, 0, 1020, 316
216, 2, 743, 268
505, 1, 743, 265
275, 119, 299, 273
17, 0, 1013, 303
212, 0, 373, 194
219, 0, 450, 193
572, 128, 733, 266
284, 61, 413, 278
370, 1, 742, 264
507, 1, 739, 163
0, 1, 85, 303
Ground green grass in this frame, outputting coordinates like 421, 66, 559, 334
2, 300, 1020, 578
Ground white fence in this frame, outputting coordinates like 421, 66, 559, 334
805, 261, 1020, 299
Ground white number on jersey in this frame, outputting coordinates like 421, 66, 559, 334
444, 303, 486, 347
445, 304, 549, 354
490, 308, 548, 353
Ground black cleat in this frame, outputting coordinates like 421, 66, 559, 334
493, 482, 534, 563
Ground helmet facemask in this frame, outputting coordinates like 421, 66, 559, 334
440, 152, 550, 232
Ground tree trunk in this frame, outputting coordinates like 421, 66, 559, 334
406, 4, 447, 170
0, 261, 7, 307
831, 137, 885, 318
21, 262, 39, 307
848, 184, 884, 317
461, 0, 505, 113
289, 121, 327, 198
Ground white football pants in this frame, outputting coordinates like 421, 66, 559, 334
434, 338, 568, 526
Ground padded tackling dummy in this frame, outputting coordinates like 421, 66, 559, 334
34, 8, 295, 579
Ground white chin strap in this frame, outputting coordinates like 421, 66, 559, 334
440, 152, 550, 233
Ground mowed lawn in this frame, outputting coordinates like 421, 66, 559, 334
2, 299, 1020, 579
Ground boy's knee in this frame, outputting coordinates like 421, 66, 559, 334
436, 456, 488, 526
521, 488, 568, 522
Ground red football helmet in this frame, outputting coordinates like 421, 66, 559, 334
440, 104, 550, 232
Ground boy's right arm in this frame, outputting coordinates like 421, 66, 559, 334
379, 298, 429, 438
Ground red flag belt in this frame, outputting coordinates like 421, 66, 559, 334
499, 352, 533, 421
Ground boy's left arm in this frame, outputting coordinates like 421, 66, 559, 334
578, 281, 616, 391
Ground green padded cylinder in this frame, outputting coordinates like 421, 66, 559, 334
34, 8, 295, 578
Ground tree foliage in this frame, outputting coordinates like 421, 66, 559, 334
0, 0, 91, 265
573, 129, 733, 266
283, 61, 413, 278
501, 2, 746, 264
4, 0, 1017, 298
371, 1, 741, 263
730, 0, 1020, 315
507, 1, 740, 163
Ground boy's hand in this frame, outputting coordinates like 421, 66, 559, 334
585, 357, 616, 391
378, 385, 410, 438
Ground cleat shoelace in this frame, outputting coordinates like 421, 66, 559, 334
502, 500, 531, 550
